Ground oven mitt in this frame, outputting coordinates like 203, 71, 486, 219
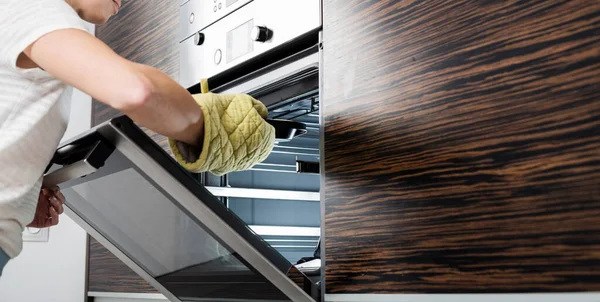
169, 79, 275, 176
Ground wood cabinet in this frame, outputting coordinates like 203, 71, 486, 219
88, 238, 157, 293
322, 0, 600, 294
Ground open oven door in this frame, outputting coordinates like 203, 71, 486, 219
43, 115, 319, 302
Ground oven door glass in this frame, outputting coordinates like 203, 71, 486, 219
46, 117, 315, 302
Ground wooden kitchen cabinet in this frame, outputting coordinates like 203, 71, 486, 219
322, 0, 600, 295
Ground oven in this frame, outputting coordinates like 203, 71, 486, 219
44, 1, 324, 301
180, 0, 323, 271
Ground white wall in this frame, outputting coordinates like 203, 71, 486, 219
0, 24, 94, 302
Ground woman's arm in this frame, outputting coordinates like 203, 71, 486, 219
23, 28, 204, 146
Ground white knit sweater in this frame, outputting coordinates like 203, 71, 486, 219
0, 0, 86, 258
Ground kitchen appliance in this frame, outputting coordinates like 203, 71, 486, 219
179, 0, 321, 89
47, 0, 323, 301
179, 0, 323, 270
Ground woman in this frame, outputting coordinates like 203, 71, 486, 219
0, 0, 207, 275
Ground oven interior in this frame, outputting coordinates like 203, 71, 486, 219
198, 57, 321, 269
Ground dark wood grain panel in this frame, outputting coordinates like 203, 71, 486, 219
89, 0, 179, 294
287, 266, 320, 299
323, 0, 600, 294
287, 266, 307, 288
88, 237, 158, 293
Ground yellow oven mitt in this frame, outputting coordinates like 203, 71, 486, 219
169, 79, 275, 176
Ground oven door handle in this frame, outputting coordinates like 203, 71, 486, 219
43, 139, 114, 187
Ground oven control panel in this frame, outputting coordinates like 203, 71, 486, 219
179, 0, 321, 89
180, 0, 252, 42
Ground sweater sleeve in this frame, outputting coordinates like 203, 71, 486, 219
0, 0, 87, 70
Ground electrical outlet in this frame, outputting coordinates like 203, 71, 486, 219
22, 227, 49, 242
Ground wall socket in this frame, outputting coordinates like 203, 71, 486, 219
22, 227, 49, 242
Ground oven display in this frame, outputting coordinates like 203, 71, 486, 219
226, 0, 238, 7
226, 20, 254, 63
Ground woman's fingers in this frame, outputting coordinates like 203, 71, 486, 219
50, 196, 64, 215
51, 187, 66, 204
49, 206, 59, 226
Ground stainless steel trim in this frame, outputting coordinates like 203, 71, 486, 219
251, 163, 297, 172
324, 294, 600, 302
88, 292, 167, 300
250, 226, 320, 237
182, 299, 290, 302
318, 29, 326, 301
218, 53, 319, 94
112, 129, 315, 302
319, 0, 323, 28
266, 239, 320, 243
90, 291, 292, 302
248, 167, 298, 174
206, 186, 319, 201
255, 163, 296, 168
270, 150, 319, 157
271, 245, 317, 249
275, 145, 319, 152
65, 208, 182, 302
43, 160, 97, 187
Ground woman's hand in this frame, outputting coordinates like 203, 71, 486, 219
27, 187, 66, 228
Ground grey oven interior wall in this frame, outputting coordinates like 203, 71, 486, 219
202, 93, 321, 263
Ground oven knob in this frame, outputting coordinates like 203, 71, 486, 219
194, 32, 205, 46
252, 26, 272, 43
